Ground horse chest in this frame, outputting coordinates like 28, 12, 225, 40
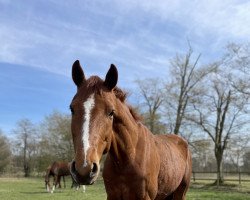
103, 162, 154, 199
104, 176, 149, 200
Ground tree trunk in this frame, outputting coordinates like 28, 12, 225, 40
23, 135, 29, 177
24, 163, 29, 177
149, 116, 155, 133
173, 114, 181, 135
215, 147, 224, 186
174, 92, 183, 135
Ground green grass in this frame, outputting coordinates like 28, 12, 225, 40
0, 178, 249, 200
0, 177, 106, 200
188, 181, 250, 200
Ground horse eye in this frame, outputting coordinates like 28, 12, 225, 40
108, 110, 115, 118
70, 105, 74, 115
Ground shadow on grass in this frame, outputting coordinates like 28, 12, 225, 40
20, 191, 48, 194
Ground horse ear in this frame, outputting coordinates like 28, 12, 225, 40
72, 60, 86, 87
104, 64, 118, 90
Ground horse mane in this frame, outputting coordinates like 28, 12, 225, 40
87, 76, 142, 122
128, 105, 142, 122
113, 87, 127, 102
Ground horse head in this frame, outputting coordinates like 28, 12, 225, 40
70, 60, 118, 185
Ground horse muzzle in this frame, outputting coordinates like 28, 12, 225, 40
70, 160, 99, 185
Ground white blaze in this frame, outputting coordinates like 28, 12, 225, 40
82, 94, 95, 167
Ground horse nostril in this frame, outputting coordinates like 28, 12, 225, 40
91, 163, 98, 175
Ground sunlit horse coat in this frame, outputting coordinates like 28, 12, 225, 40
69, 60, 192, 200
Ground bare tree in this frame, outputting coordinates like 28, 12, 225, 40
165, 45, 217, 135
190, 139, 215, 172
224, 135, 250, 172
0, 130, 11, 173
243, 149, 250, 171
135, 78, 166, 134
39, 111, 73, 165
224, 43, 250, 95
187, 64, 250, 185
13, 119, 37, 177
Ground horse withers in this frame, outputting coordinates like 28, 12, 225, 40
69, 60, 192, 200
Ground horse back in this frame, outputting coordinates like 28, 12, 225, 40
57, 162, 71, 176
49, 161, 71, 176
154, 134, 191, 195
156, 134, 189, 157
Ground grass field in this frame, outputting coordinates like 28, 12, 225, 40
0, 177, 250, 200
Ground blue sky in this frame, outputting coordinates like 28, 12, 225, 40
1, 0, 250, 135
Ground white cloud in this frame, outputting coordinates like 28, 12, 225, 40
121, 0, 250, 40
0, 0, 250, 81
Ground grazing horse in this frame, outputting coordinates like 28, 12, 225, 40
45, 161, 71, 193
69, 60, 192, 200
45, 161, 86, 193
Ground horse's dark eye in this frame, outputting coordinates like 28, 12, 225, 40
108, 110, 115, 118
70, 105, 74, 115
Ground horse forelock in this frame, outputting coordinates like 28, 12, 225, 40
86, 76, 103, 90
86, 76, 127, 102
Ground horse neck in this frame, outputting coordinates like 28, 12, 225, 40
109, 101, 140, 163
45, 167, 51, 182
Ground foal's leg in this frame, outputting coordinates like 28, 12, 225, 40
51, 175, 58, 193
58, 176, 62, 188
46, 181, 50, 192
46, 175, 51, 192
63, 176, 66, 188
75, 185, 79, 191
82, 185, 86, 193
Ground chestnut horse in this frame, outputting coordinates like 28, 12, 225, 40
45, 161, 86, 193
69, 60, 192, 200
45, 161, 71, 193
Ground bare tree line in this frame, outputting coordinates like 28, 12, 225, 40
135, 42, 250, 185
0, 43, 250, 186
0, 111, 74, 177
